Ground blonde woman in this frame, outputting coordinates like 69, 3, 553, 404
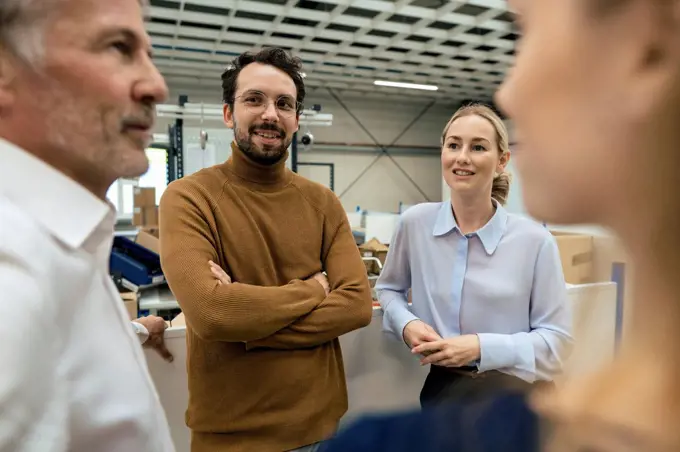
322, 0, 680, 451
375, 104, 573, 407
498, 0, 680, 450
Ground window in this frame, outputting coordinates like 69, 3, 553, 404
107, 147, 168, 223
139, 147, 169, 205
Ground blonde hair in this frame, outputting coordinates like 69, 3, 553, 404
441, 103, 512, 205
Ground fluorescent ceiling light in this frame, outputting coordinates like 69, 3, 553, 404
301, 72, 307, 78
374, 80, 438, 91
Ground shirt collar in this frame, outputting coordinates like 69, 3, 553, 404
0, 138, 113, 249
433, 200, 508, 255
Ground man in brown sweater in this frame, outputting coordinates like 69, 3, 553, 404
159, 47, 374, 452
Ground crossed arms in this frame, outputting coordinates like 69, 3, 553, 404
159, 184, 373, 349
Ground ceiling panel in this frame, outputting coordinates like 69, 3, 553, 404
146, 0, 516, 103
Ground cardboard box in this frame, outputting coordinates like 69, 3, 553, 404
136, 228, 160, 254
133, 187, 156, 208
121, 291, 138, 320
359, 238, 389, 274
133, 206, 158, 227
552, 231, 594, 285
552, 229, 636, 342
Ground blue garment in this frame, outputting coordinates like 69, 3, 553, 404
377, 202, 573, 383
320, 393, 540, 452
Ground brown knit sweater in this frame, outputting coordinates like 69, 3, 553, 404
159, 142, 373, 452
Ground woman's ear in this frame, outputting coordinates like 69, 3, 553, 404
622, 0, 680, 121
498, 151, 511, 173
0, 48, 17, 110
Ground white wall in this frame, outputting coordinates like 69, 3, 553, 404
157, 88, 458, 212
182, 127, 234, 176
298, 150, 442, 213
301, 92, 453, 148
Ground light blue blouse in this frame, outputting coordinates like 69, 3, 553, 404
376, 201, 573, 383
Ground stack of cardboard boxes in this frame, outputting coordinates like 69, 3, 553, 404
119, 187, 162, 320
133, 187, 158, 228
358, 238, 389, 278
121, 291, 139, 321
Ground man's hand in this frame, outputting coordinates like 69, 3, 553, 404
411, 334, 481, 368
402, 319, 442, 349
209, 260, 231, 285
135, 315, 173, 362
309, 272, 330, 297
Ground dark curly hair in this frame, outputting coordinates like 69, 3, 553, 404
221, 47, 306, 116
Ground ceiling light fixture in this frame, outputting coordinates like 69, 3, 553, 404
374, 80, 438, 91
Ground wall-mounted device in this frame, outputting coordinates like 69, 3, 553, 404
300, 132, 314, 147
199, 130, 209, 150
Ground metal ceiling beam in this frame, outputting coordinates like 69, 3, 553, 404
150, 42, 503, 90
145, 0, 514, 102
147, 5, 513, 48
327, 88, 435, 202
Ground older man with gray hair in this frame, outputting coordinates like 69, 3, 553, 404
0, 0, 175, 450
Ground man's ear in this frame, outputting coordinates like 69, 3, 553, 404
223, 103, 234, 129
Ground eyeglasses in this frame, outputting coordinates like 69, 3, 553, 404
234, 92, 301, 118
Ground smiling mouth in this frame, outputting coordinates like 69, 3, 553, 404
453, 169, 475, 176
253, 130, 282, 139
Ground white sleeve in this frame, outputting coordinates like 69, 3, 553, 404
0, 251, 68, 451
131, 321, 150, 344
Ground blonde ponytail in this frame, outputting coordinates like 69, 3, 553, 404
491, 171, 512, 206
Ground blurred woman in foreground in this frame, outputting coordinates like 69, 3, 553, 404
322, 0, 680, 450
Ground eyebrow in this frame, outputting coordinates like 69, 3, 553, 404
99, 27, 153, 55
446, 135, 491, 144
241, 89, 296, 99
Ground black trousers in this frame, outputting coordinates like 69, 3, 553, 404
420, 365, 546, 408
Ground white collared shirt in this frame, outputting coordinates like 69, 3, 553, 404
0, 139, 174, 451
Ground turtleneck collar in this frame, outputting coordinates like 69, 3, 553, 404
223, 141, 292, 191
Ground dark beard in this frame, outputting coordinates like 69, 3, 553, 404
235, 121, 290, 166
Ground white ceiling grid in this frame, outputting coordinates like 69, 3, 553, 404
146, 0, 516, 103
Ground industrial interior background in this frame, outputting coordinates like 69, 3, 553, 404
131, 0, 526, 217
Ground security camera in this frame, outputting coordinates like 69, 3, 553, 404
300, 132, 314, 147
